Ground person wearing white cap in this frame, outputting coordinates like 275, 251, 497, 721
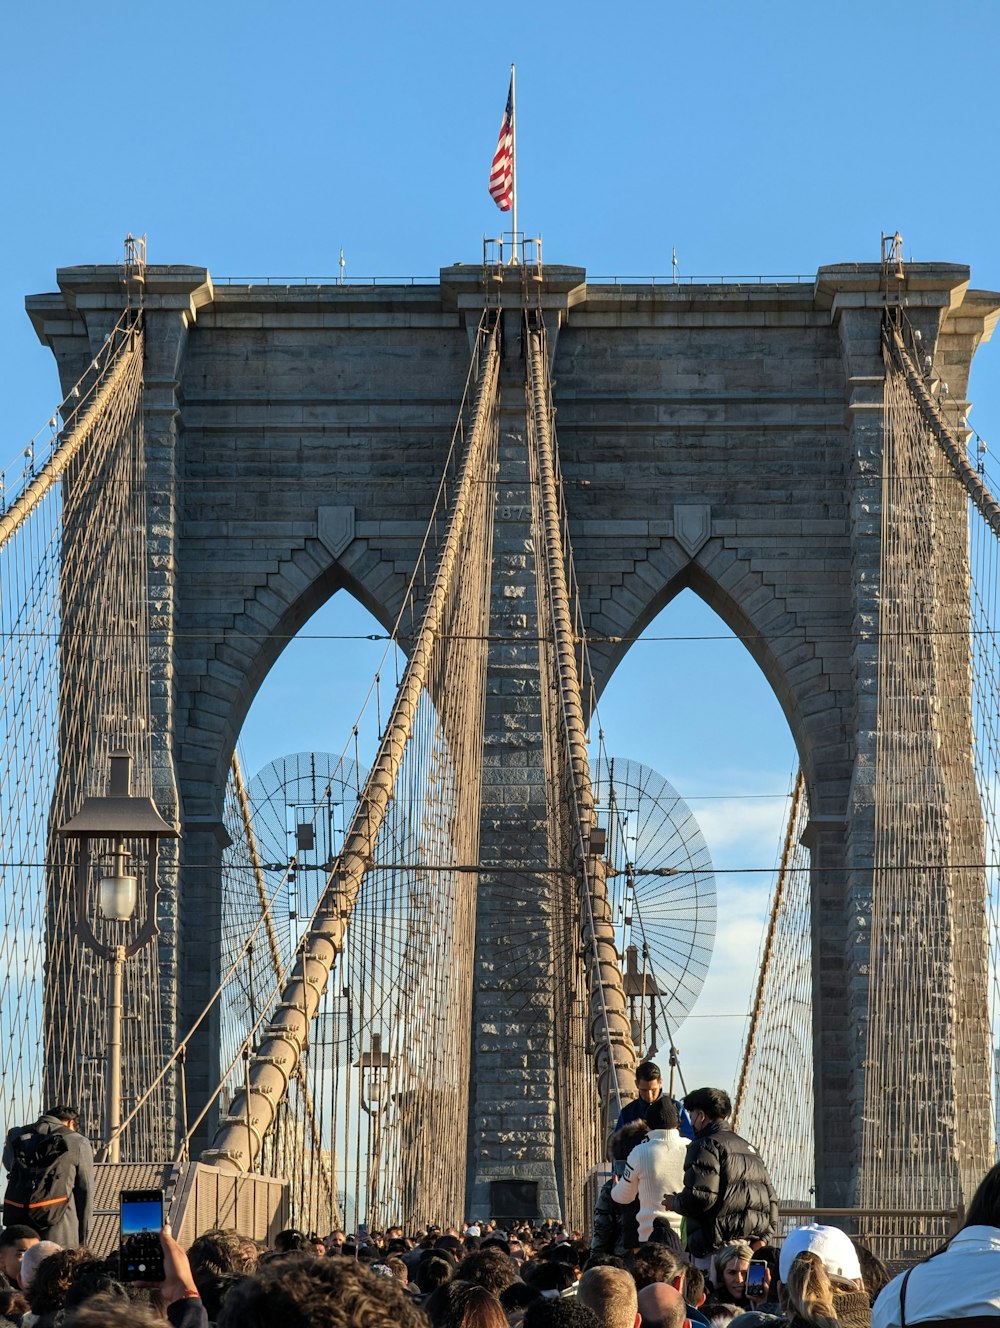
779, 1224, 864, 1286
778, 1224, 869, 1328
871, 1161, 1000, 1327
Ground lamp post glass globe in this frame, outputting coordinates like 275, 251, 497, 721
98, 871, 137, 921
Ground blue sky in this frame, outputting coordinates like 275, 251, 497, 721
3, 0, 999, 1095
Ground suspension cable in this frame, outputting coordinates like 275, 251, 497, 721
884, 316, 1000, 537
203, 321, 501, 1172
525, 316, 637, 1129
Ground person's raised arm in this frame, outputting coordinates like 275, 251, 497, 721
160, 1226, 208, 1328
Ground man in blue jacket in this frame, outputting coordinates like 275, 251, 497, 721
614, 1062, 693, 1140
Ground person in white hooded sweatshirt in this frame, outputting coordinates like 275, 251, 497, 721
611, 1095, 687, 1243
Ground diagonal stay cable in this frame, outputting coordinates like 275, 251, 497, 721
202, 319, 501, 1172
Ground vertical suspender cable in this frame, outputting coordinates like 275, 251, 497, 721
231, 753, 284, 980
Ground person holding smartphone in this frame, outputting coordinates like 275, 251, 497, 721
120, 1191, 167, 1283
703, 1241, 757, 1313
744, 1250, 781, 1309
158, 1226, 208, 1328
114, 1192, 207, 1328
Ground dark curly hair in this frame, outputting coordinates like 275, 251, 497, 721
275, 1229, 312, 1254
0, 1285, 28, 1325
28, 1247, 94, 1316
416, 1253, 456, 1295
523, 1263, 576, 1294
626, 1245, 686, 1291
189, 1227, 259, 1278
217, 1255, 429, 1328
455, 1248, 519, 1294
609, 1122, 648, 1162
62, 1256, 128, 1310
500, 1282, 542, 1312
523, 1298, 600, 1328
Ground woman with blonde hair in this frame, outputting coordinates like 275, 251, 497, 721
703, 1241, 756, 1313
784, 1251, 841, 1328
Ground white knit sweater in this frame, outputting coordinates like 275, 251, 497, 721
610, 1128, 688, 1242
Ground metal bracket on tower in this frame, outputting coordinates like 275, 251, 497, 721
881, 231, 905, 285
483, 234, 544, 286
124, 233, 147, 313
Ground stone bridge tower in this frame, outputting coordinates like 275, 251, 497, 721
27, 259, 1000, 1210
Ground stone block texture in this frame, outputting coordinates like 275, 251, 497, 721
26, 260, 1000, 1211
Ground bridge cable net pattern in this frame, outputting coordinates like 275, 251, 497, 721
859, 315, 997, 1252
732, 767, 815, 1210
1, 290, 635, 1221
201, 318, 501, 1227
189, 296, 1000, 1231
205, 303, 636, 1227
0, 309, 175, 1157
217, 751, 349, 1232
589, 745, 717, 1076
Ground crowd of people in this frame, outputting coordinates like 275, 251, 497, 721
1, 1075, 999, 1326
0, 1210, 887, 1328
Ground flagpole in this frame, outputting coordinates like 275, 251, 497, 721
510, 63, 518, 265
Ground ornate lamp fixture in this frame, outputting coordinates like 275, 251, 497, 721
59, 748, 178, 1161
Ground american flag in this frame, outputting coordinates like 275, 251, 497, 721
489, 79, 514, 211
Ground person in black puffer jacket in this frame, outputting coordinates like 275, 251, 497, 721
663, 1086, 778, 1260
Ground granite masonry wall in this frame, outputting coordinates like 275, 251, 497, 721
26, 261, 1000, 1211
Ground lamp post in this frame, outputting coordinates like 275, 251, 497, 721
59, 749, 178, 1163
623, 941, 663, 1059
357, 1034, 392, 1229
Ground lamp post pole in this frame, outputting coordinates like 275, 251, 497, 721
106, 945, 126, 1164
59, 749, 178, 1164
358, 1034, 391, 1231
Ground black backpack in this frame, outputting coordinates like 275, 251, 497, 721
2, 1127, 70, 1234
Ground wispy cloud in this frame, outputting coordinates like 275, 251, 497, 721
674, 906, 766, 1092
668, 792, 790, 1092
694, 796, 789, 868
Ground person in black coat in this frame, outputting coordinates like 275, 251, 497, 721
590, 1122, 647, 1256
661, 1087, 778, 1260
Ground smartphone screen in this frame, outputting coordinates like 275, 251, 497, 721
119, 1189, 165, 1282
746, 1260, 768, 1297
